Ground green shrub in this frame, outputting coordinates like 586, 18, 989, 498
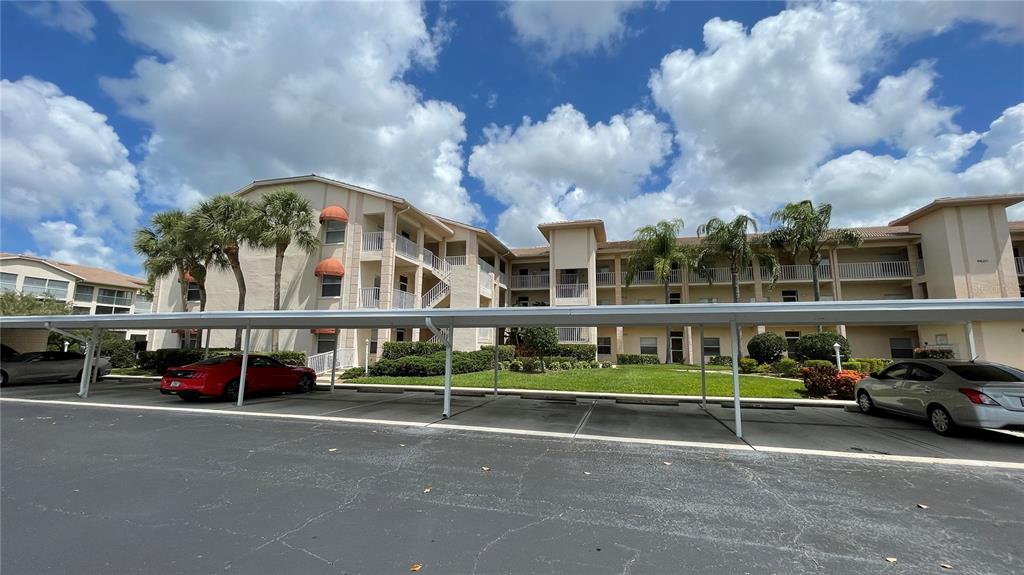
381, 341, 445, 360
756, 363, 774, 374
616, 354, 660, 365
545, 361, 561, 371
367, 349, 500, 377
739, 357, 759, 373
708, 355, 733, 366
101, 336, 138, 369
793, 332, 851, 362
802, 359, 834, 369
573, 360, 589, 369
589, 360, 600, 369
509, 360, 523, 372
600, 361, 612, 369
498, 361, 510, 371
746, 332, 787, 364
267, 351, 306, 366
341, 367, 364, 379
914, 347, 955, 359
521, 357, 543, 373
844, 360, 866, 374
540, 356, 575, 365
803, 365, 839, 397
852, 358, 891, 374
481, 345, 516, 362
772, 358, 802, 378
522, 327, 559, 361
553, 344, 597, 361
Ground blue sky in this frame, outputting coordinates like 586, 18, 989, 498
2, 1, 1022, 276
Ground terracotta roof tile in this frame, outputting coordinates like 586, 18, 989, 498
0, 253, 146, 289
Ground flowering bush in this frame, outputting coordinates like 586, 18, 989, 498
802, 366, 864, 399
834, 370, 864, 400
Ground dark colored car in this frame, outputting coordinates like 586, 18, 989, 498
159, 354, 316, 401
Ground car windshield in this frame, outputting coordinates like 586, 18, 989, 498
948, 365, 1021, 383
192, 356, 238, 365
6, 352, 44, 362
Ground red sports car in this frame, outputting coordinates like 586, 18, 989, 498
160, 355, 316, 401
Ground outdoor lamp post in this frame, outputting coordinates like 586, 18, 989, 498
833, 341, 842, 370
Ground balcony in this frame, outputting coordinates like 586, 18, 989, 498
621, 270, 683, 286
395, 235, 420, 261
915, 258, 926, 276
97, 294, 133, 306
555, 283, 588, 301
689, 267, 751, 284
392, 289, 416, 309
423, 249, 451, 277
510, 274, 549, 289
1016, 257, 1023, 275
478, 259, 496, 277
362, 231, 385, 252
596, 271, 616, 286
359, 287, 380, 308
445, 255, 468, 267
838, 261, 912, 279
764, 264, 832, 281
480, 269, 493, 297
557, 327, 590, 343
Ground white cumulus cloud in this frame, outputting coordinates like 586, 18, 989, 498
504, 0, 648, 59
101, 1, 481, 223
17, 1, 96, 41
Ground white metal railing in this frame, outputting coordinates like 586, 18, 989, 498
915, 259, 926, 276
510, 274, 549, 289
596, 271, 615, 286
498, 271, 507, 285
445, 255, 468, 267
133, 299, 152, 314
556, 283, 588, 299
395, 235, 419, 260
393, 289, 416, 309
838, 261, 911, 279
478, 259, 496, 276
362, 231, 385, 252
359, 287, 380, 308
480, 270, 493, 297
426, 250, 452, 276
557, 327, 590, 343
1016, 257, 1023, 275
622, 269, 684, 285
307, 348, 357, 374
422, 281, 450, 307
689, 267, 752, 283
766, 264, 832, 281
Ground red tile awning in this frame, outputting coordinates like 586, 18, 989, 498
181, 271, 195, 283
310, 328, 336, 335
172, 328, 199, 335
314, 258, 345, 277
319, 205, 349, 223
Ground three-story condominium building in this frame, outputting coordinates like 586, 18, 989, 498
146, 175, 1024, 370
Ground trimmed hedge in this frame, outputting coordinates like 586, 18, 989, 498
802, 359, 834, 369
616, 353, 660, 365
139, 348, 307, 373
480, 345, 516, 362
746, 332, 787, 365
368, 349, 497, 377
793, 332, 851, 362
553, 344, 598, 361
381, 341, 446, 360
914, 347, 955, 359
739, 357, 758, 374
708, 355, 733, 366
772, 358, 802, 378
850, 357, 891, 374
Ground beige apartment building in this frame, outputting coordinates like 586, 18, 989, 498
147, 175, 1024, 370
0, 253, 151, 352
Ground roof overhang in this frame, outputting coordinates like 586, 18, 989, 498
889, 194, 1024, 226
537, 220, 607, 243
3, 299, 1020, 331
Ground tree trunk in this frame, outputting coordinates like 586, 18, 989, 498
272, 243, 286, 352
226, 245, 246, 350
731, 270, 740, 303
197, 282, 207, 349
810, 254, 823, 332
664, 282, 672, 364
177, 267, 188, 311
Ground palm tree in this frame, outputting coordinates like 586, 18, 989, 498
624, 219, 692, 364
134, 210, 191, 311
193, 195, 258, 349
254, 188, 320, 351
765, 200, 863, 301
696, 215, 779, 303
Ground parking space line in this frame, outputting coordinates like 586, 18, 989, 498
4, 397, 1023, 471
571, 400, 598, 438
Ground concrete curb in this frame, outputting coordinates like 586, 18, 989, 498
312, 381, 853, 408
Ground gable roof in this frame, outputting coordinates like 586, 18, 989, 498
0, 253, 147, 289
888, 194, 1024, 226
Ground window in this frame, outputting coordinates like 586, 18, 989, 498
398, 275, 409, 292
782, 290, 798, 302
948, 364, 1020, 382
784, 331, 800, 355
325, 220, 346, 244
0, 273, 16, 292
179, 331, 199, 349
22, 276, 69, 299
697, 298, 719, 304
597, 337, 612, 355
316, 333, 337, 354
702, 337, 721, 357
186, 282, 201, 302
639, 337, 658, 356
669, 292, 681, 304
517, 296, 530, 307
907, 363, 943, 382
98, 288, 132, 307
321, 275, 342, 297
134, 294, 152, 313
889, 337, 914, 359
72, 306, 91, 315
95, 306, 130, 315
637, 298, 655, 305
74, 284, 94, 302
395, 328, 406, 342
878, 363, 911, 380
598, 299, 611, 306
369, 331, 378, 354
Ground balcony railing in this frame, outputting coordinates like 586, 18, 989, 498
478, 259, 496, 276
498, 271, 507, 285
621, 269, 683, 285
765, 264, 832, 281
689, 267, 752, 284
395, 235, 420, 261
510, 274, 549, 289
97, 294, 133, 306
133, 299, 152, 314
838, 261, 911, 279
393, 289, 416, 309
359, 287, 380, 308
422, 249, 451, 276
307, 349, 357, 374
556, 283, 588, 300
596, 271, 615, 286
445, 255, 468, 267
914, 259, 926, 276
1016, 257, 1023, 275
362, 231, 385, 252
557, 327, 590, 343
480, 270, 493, 297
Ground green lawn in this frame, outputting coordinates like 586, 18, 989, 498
352, 364, 806, 399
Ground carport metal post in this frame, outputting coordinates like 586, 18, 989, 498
236, 326, 251, 407
90, 334, 103, 389
203, 330, 211, 359
443, 323, 453, 417
493, 327, 499, 396
329, 330, 339, 392
78, 328, 99, 398
965, 321, 977, 360
699, 324, 707, 409
730, 319, 742, 438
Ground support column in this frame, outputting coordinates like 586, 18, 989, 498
752, 257, 766, 334
78, 328, 99, 398
443, 324, 453, 418
237, 327, 251, 407
493, 327, 500, 396
699, 325, 707, 409
965, 321, 977, 360
329, 330, 339, 392
730, 319, 742, 438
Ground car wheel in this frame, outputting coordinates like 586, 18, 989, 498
856, 390, 875, 415
928, 405, 957, 435
0, 370, 7, 386
223, 379, 240, 402
296, 375, 313, 394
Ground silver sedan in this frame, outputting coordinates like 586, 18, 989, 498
0, 351, 111, 386
855, 359, 1024, 434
